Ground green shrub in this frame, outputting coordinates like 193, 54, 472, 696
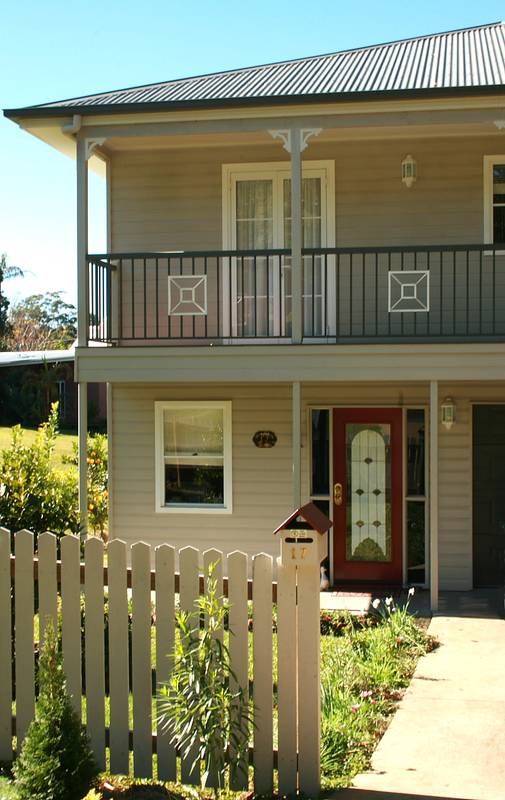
13, 621, 98, 800
0, 404, 79, 537
64, 433, 108, 537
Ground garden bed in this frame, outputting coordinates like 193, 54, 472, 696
3, 599, 435, 798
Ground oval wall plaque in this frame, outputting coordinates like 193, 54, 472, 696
252, 430, 277, 448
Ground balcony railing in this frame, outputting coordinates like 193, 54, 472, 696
87, 244, 505, 345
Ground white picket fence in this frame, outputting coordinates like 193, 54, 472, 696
0, 528, 321, 795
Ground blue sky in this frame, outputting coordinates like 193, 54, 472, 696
1, 0, 504, 304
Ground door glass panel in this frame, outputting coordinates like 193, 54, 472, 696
346, 424, 392, 562
235, 180, 274, 335
311, 409, 330, 495
407, 500, 425, 584
283, 177, 324, 337
493, 165, 505, 244
407, 409, 425, 496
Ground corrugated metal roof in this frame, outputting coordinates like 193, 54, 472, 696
6, 22, 505, 116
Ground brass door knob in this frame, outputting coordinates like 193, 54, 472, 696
334, 482, 343, 506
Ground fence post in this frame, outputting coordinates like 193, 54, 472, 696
0, 529, 12, 762
277, 555, 297, 795
252, 553, 274, 795
275, 503, 330, 797
15, 529, 35, 750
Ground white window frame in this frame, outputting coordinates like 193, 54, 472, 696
222, 161, 336, 338
154, 400, 233, 514
483, 155, 505, 243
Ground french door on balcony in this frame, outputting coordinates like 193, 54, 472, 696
223, 161, 335, 338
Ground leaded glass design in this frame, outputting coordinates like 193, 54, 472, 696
346, 424, 392, 562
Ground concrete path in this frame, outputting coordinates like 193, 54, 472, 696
336, 605, 505, 800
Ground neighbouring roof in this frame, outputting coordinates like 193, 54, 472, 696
4, 22, 505, 118
0, 348, 75, 367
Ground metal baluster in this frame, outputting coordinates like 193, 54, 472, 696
118, 259, 123, 342
452, 250, 456, 337
254, 254, 257, 338
375, 252, 378, 337
192, 257, 196, 340
466, 249, 469, 337
143, 258, 147, 339
479, 248, 482, 335
492, 246, 496, 335
204, 256, 209, 339
131, 258, 135, 340
361, 254, 365, 338
155, 257, 159, 340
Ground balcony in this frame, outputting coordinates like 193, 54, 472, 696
87, 244, 505, 346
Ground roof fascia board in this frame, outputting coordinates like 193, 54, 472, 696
76, 107, 504, 140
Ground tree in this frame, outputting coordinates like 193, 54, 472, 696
6, 291, 76, 350
13, 621, 98, 800
0, 253, 24, 349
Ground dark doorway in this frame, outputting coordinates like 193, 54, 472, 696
473, 405, 505, 586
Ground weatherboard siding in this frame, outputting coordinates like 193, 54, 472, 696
110, 135, 504, 253
109, 381, 505, 589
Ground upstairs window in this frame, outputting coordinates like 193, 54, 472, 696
155, 401, 232, 512
484, 156, 505, 244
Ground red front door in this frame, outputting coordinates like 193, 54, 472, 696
333, 408, 403, 583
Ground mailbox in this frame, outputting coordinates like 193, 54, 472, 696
274, 501, 332, 566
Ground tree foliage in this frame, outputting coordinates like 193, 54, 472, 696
0, 403, 79, 537
6, 291, 76, 351
13, 621, 98, 800
0, 253, 24, 349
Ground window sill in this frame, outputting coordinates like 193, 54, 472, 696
155, 504, 233, 515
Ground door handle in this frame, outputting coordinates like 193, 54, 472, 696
334, 482, 343, 506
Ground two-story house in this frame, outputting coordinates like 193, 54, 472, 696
5, 22, 505, 609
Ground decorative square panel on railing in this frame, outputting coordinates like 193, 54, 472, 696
388, 270, 430, 313
168, 275, 208, 315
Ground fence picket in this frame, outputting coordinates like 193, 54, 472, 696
84, 536, 106, 769
297, 564, 321, 796
131, 542, 153, 778
38, 532, 58, 646
155, 544, 176, 781
252, 553, 273, 795
0, 529, 12, 761
276, 557, 297, 795
179, 546, 200, 785
228, 550, 249, 791
203, 549, 224, 788
60, 535, 82, 716
108, 539, 130, 775
15, 529, 35, 750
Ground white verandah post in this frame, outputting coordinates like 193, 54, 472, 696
76, 136, 89, 534
430, 380, 439, 612
290, 128, 303, 345
292, 381, 301, 508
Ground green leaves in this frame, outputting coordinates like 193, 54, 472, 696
0, 404, 79, 536
13, 621, 98, 800
157, 566, 253, 792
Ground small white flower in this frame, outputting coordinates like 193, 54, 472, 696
371, 598, 381, 609
385, 596, 393, 607
0, 484, 5, 498
408, 587, 415, 597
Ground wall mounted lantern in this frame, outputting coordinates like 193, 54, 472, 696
441, 397, 456, 430
401, 154, 417, 188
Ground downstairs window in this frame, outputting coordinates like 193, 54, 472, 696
155, 401, 232, 512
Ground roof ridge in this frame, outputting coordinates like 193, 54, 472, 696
28, 20, 503, 110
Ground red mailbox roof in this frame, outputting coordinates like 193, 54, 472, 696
273, 502, 333, 535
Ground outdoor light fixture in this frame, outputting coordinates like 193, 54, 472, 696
441, 397, 456, 430
401, 154, 417, 187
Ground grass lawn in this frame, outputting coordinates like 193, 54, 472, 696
0, 425, 77, 472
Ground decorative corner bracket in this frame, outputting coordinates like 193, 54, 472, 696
494, 120, 505, 131
268, 127, 322, 153
85, 138, 106, 159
